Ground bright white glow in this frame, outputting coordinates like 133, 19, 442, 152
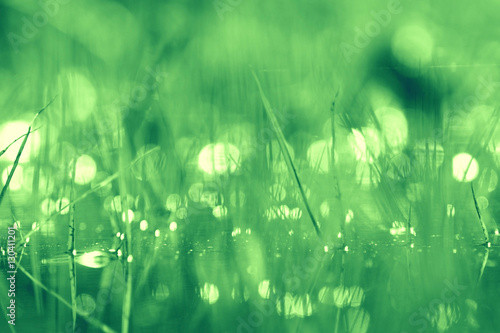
40, 198, 56, 216
307, 140, 332, 173
122, 209, 134, 223
155, 229, 160, 237
333, 286, 350, 308
212, 205, 227, 219
293, 294, 313, 317
0, 121, 40, 163
198, 143, 240, 175
374, 107, 408, 153
2, 165, 24, 191
452, 153, 479, 182
176, 208, 187, 219
140, 220, 148, 231
169, 222, 177, 231
258, 280, 271, 299
289, 207, 302, 220
166, 194, 181, 212
350, 128, 381, 162
346, 209, 354, 223
127, 255, 133, 263
75, 251, 110, 269
392, 24, 433, 68
73, 155, 97, 185
200, 283, 219, 304
277, 205, 290, 220
55, 197, 70, 215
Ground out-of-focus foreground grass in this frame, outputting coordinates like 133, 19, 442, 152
0, 0, 500, 332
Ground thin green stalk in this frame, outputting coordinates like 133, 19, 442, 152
252, 70, 321, 238
0, 127, 40, 158
68, 162, 78, 332
19, 146, 160, 246
117, 116, 133, 333
0, 98, 55, 208
329, 89, 347, 246
471, 183, 489, 244
477, 247, 489, 286
17, 264, 117, 333
0, 128, 30, 208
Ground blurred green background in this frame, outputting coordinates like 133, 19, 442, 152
0, 0, 500, 332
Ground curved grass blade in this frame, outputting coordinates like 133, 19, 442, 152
0, 98, 56, 208
0, 127, 30, 208
252, 70, 321, 238
19, 146, 161, 246
17, 264, 117, 333
471, 183, 489, 244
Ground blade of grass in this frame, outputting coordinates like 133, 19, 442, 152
471, 183, 489, 244
68, 161, 78, 332
19, 146, 161, 246
0, 127, 41, 158
117, 115, 133, 333
252, 70, 321, 238
0, 128, 30, 208
17, 264, 117, 333
477, 247, 489, 286
0, 98, 56, 208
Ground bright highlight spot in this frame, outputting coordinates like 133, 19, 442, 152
140, 220, 148, 231
200, 283, 219, 304
55, 197, 70, 215
212, 205, 227, 219
258, 280, 271, 299
350, 128, 381, 162
392, 24, 433, 68
0, 121, 40, 163
169, 222, 177, 231
307, 140, 332, 173
374, 107, 408, 153
75, 251, 110, 269
122, 210, 134, 223
452, 153, 479, 182
198, 143, 240, 175
2, 165, 24, 191
40, 198, 56, 216
346, 209, 354, 223
73, 155, 97, 185
166, 194, 181, 212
